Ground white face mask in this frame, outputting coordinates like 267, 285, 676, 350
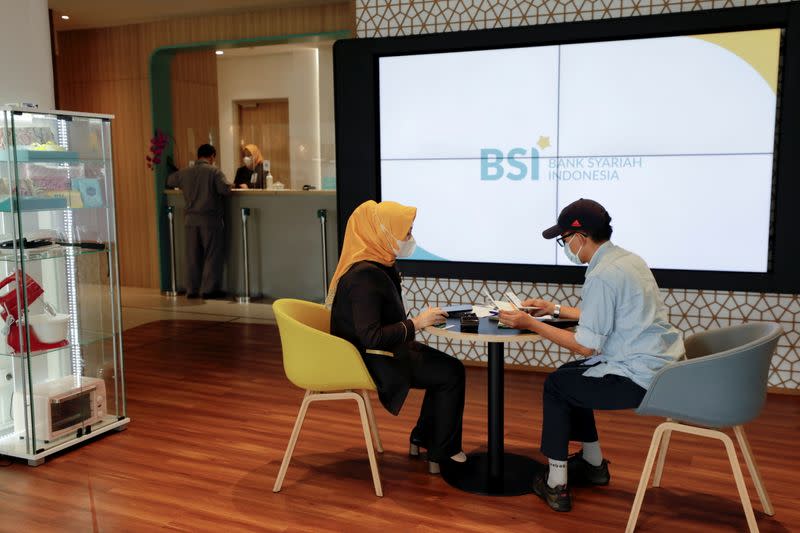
563, 234, 585, 265
243, 156, 253, 167
396, 236, 417, 258
376, 214, 416, 258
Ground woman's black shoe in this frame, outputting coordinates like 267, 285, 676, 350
409, 431, 426, 457
408, 441, 441, 474
409, 441, 421, 457
532, 471, 572, 512
409, 434, 441, 473
409, 433, 459, 475
428, 453, 467, 475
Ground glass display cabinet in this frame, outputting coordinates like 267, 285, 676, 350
0, 107, 128, 465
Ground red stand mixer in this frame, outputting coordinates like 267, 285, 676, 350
0, 270, 68, 353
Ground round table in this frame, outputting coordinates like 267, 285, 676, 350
425, 315, 543, 496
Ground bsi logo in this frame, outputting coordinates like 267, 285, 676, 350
480, 147, 541, 181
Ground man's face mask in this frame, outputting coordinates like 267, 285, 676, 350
563, 233, 585, 265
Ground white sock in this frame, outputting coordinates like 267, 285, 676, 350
582, 441, 603, 467
547, 459, 568, 488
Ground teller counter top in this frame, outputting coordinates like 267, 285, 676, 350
165, 188, 335, 197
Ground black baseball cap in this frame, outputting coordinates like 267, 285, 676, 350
542, 198, 612, 239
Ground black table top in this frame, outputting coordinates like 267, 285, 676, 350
425, 316, 540, 343
425, 315, 578, 343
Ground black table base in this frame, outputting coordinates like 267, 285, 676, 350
441, 451, 543, 496
436, 336, 545, 496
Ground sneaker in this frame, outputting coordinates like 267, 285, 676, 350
532, 471, 571, 512
567, 451, 611, 486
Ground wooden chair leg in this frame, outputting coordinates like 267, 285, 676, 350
360, 390, 384, 454
733, 426, 773, 516
354, 393, 384, 497
273, 391, 313, 493
721, 430, 759, 532
625, 423, 668, 533
653, 418, 673, 488
630, 422, 763, 532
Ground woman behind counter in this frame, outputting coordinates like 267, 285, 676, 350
327, 200, 467, 474
233, 144, 268, 189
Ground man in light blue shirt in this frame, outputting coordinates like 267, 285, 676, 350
499, 198, 684, 513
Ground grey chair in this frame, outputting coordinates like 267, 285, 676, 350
626, 322, 783, 533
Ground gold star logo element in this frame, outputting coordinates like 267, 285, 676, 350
537, 136, 551, 150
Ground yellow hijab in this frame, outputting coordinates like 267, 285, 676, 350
325, 200, 417, 307
244, 144, 264, 166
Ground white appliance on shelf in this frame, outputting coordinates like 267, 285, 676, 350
13, 375, 106, 442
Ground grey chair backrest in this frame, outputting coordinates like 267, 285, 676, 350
636, 322, 783, 428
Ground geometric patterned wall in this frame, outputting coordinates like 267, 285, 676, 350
357, 0, 800, 390
403, 278, 799, 390
356, 0, 796, 38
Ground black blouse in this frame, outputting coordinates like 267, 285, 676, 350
233, 163, 266, 188
330, 260, 415, 353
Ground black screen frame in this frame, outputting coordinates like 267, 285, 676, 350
334, 4, 800, 293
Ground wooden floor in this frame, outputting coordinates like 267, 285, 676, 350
0, 320, 798, 532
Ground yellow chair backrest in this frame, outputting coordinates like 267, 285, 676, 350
273, 299, 377, 392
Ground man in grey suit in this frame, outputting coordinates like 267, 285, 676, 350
167, 144, 231, 299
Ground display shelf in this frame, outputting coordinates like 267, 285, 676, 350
0, 108, 128, 464
0, 197, 109, 213
0, 416, 129, 465
0, 150, 80, 163
0, 413, 122, 446
0, 245, 107, 263
0, 197, 67, 212
0, 329, 115, 358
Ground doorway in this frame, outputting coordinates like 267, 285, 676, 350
237, 99, 291, 187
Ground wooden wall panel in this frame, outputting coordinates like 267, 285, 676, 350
238, 100, 291, 188
54, 2, 353, 288
170, 51, 219, 170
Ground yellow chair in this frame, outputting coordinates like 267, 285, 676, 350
272, 298, 384, 497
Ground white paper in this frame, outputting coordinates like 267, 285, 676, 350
495, 301, 516, 312
484, 287, 517, 311
505, 291, 523, 307
472, 305, 495, 318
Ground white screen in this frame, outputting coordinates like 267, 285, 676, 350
379, 29, 780, 272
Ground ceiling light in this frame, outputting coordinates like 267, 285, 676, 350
61, 15, 70, 20
215, 50, 224, 56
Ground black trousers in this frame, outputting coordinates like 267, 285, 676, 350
541, 360, 646, 461
364, 343, 465, 462
185, 224, 225, 295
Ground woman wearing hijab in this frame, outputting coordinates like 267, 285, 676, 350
327, 200, 467, 474
233, 144, 267, 189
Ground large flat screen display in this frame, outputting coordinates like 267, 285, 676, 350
379, 29, 781, 272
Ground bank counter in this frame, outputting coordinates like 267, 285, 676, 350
165, 189, 338, 302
